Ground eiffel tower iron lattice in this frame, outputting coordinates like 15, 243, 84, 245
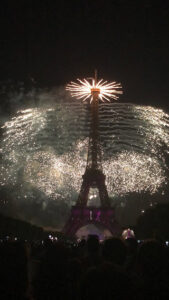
63, 71, 122, 237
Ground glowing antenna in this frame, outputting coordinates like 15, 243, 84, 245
94, 69, 97, 85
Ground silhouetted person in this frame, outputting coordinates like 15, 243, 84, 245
102, 237, 127, 266
136, 239, 169, 299
33, 242, 70, 300
67, 258, 82, 300
0, 240, 29, 299
80, 262, 134, 300
82, 234, 102, 270
124, 238, 138, 272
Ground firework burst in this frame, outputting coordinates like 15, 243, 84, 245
66, 76, 123, 102
0, 97, 169, 228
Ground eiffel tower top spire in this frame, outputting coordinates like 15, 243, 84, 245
87, 70, 102, 171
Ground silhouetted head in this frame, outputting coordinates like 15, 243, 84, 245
87, 234, 99, 255
102, 237, 127, 266
125, 238, 138, 255
80, 262, 133, 300
137, 239, 167, 276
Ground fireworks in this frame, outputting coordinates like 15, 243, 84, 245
0, 102, 168, 198
66, 77, 123, 102
0, 89, 169, 228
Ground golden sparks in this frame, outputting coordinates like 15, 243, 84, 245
0, 104, 168, 202
66, 78, 123, 102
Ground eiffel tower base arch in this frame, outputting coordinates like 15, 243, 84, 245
63, 206, 122, 238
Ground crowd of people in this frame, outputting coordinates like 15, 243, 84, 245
0, 235, 169, 299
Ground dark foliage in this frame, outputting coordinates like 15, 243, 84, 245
136, 203, 169, 240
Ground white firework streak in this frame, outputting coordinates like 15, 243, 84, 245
66, 78, 123, 102
0, 104, 168, 204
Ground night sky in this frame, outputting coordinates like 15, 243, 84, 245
0, 0, 169, 109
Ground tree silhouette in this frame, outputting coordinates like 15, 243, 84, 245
136, 203, 169, 240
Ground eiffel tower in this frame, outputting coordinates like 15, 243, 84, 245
63, 72, 122, 237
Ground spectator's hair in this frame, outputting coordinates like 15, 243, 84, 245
102, 237, 127, 266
